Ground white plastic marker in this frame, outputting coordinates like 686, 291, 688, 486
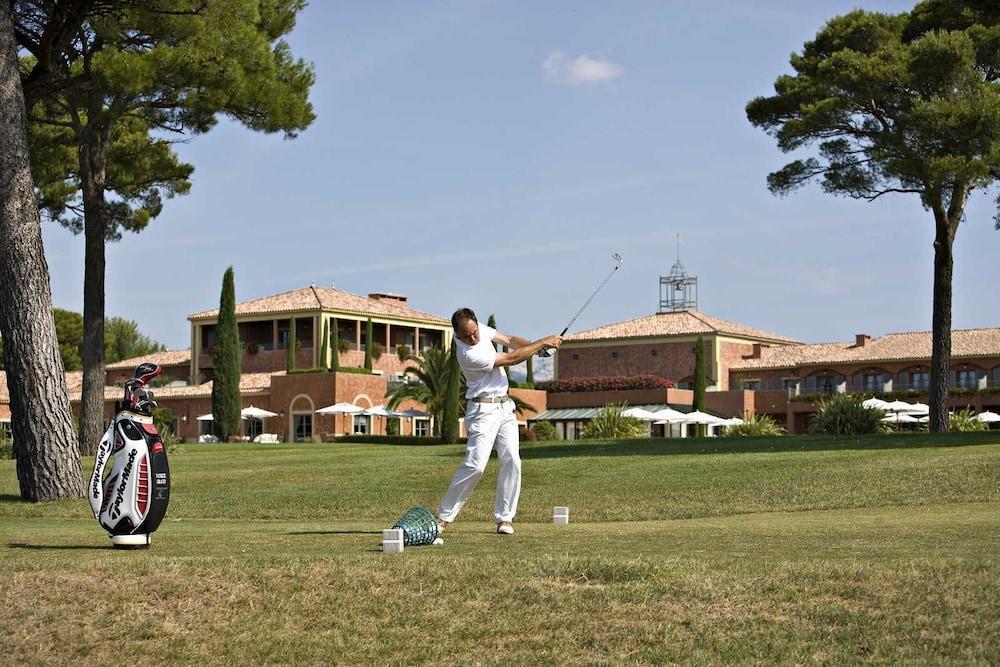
553, 507, 569, 524
382, 528, 404, 553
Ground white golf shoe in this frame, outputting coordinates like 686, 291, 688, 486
496, 521, 514, 535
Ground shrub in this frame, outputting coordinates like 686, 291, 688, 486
949, 408, 987, 432
387, 417, 400, 436
531, 420, 558, 441
152, 407, 181, 446
580, 404, 646, 439
0, 429, 11, 459
724, 412, 785, 437
810, 394, 890, 435
333, 367, 373, 375
538, 375, 674, 393
518, 426, 538, 442
396, 344, 411, 362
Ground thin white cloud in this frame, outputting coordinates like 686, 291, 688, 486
543, 51, 623, 87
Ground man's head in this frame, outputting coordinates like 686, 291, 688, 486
452, 308, 480, 346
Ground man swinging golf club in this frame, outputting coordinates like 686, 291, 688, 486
436, 308, 562, 536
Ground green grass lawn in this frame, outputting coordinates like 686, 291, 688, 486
1, 432, 998, 664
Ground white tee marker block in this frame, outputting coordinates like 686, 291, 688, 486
383, 528, 404, 553
553, 506, 569, 525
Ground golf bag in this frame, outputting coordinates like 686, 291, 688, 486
393, 506, 440, 546
88, 362, 171, 549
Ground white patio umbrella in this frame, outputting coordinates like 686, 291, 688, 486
196, 413, 214, 421
364, 405, 399, 417
316, 401, 366, 436
882, 412, 920, 424
976, 411, 1000, 423
316, 402, 365, 415
241, 406, 278, 419
680, 410, 725, 425
882, 399, 915, 413
621, 407, 658, 421
397, 407, 429, 436
648, 407, 688, 422
905, 402, 929, 414
862, 397, 890, 410
720, 417, 745, 427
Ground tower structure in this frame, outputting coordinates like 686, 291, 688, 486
659, 235, 697, 312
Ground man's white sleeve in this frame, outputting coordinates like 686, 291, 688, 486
459, 343, 496, 373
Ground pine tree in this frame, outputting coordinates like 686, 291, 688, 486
211, 267, 242, 441
441, 340, 461, 444
286, 317, 296, 372
330, 317, 340, 372
364, 318, 373, 371
320, 319, 329, 371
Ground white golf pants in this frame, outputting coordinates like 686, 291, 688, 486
438, 399, 521, 523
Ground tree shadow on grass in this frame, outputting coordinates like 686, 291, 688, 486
8, 543, 106, 551
520, 431, 999, 460
287, 530, 381, 536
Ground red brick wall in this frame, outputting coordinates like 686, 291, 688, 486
558, 339, 699, 382
510, 388, 546, 420
716, 341, 756, 390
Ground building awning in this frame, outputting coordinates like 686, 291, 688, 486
530, 404, 696, 421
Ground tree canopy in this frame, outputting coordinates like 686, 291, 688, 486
746, 1, 1000, 431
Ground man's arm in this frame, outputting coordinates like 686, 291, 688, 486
493, 331, 530, 349
492, 333, 562, 368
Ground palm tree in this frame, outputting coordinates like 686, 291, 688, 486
387, 345, 536, 435
386, 345, 455, 436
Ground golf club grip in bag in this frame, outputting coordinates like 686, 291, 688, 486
88, 362, 170, 549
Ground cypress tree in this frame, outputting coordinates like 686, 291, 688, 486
486, 314, 510, 382
286, 317, 296, 372
320, 319, 330, 371
694, 336, 707, 436
694, 336, 706, 411
331, 317, 340, 371
526, 355, 534, 388
441, 340, 461, 444
364, 318, 373, 370
211, 267, 242, 441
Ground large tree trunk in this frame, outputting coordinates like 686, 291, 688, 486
77, 129, 110, 456
0, 3, 83, 500
928, 205, 960, 433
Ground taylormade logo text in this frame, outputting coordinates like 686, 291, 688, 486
110, 449, 138, 520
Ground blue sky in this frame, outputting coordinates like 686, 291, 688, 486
41, 0, 999, 350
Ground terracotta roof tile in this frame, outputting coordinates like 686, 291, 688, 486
106, 349, 191, 370
731, 328, 1000, 369
188, 286, 448, 325
565, 310, 801, 344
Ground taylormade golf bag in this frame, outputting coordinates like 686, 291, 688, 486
89, 362, 170, 549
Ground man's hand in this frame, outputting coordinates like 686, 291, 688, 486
541, 335, 563, 350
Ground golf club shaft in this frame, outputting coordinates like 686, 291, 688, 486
539, 258, 622, 356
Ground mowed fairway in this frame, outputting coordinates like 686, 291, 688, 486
1, 433, 998, 664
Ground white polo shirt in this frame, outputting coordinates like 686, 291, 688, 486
455, 324, 509, 399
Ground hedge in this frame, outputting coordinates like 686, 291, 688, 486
537, 375, 674, 393
331, 435, 466, 446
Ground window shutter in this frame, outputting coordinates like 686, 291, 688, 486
898, 371, 909, 390
977, 368, 987, 390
